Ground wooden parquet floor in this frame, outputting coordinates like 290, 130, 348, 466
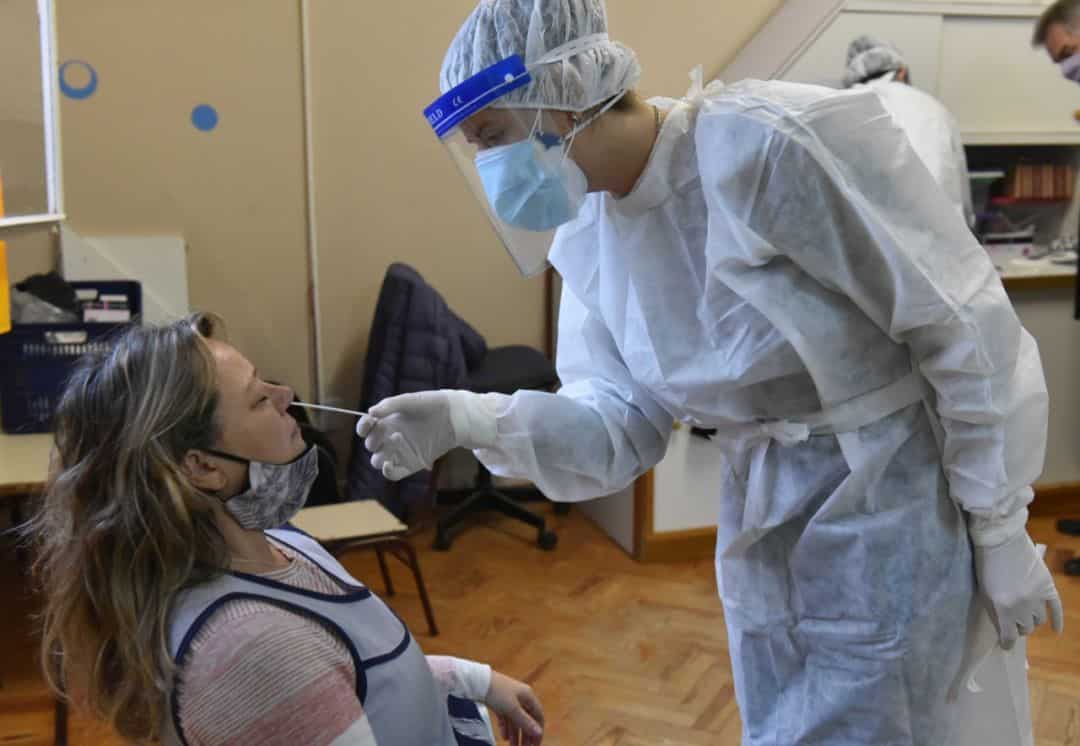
2, 508, 1079, 745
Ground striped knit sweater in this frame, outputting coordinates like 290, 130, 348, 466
173, 544, 491, 745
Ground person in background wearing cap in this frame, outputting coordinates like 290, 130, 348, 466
360, 1, 1063, 742
844, 35, 975, 230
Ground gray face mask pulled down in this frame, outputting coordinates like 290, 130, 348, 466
1062, 53, 1080, 83
207, 445, 319, 530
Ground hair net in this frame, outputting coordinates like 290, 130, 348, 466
843, 35, 907, 88
440, 0, 642, 112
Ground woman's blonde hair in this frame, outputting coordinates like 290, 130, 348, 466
26, 312, 228, 742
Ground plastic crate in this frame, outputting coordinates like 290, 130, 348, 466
0, 280, 141, 434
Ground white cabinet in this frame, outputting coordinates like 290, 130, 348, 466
652, 427, 725, 533
777, 3, 1080, 144
785, 10, 944, 93
938, 16, 1080, 143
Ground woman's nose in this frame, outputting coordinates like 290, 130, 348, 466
273, 384, 295, 413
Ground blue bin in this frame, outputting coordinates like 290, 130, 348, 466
0, 280, 142, 434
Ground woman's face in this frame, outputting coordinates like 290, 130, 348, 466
208, 339, 305, 466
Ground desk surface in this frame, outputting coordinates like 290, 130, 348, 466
1001, 256, 1076, 292
0, 431, 53, 496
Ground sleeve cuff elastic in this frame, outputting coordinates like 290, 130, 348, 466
967, 505, 1029, 547
447, 391, 501, 450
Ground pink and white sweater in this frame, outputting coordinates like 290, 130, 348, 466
173, 545, 491, 746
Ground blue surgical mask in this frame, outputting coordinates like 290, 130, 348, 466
475, 136, 588, 232
1062, 53, 1080, 83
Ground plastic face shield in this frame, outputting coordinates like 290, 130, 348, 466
425, 56, 572, 278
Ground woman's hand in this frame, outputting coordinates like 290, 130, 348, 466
485, 670, 544, 745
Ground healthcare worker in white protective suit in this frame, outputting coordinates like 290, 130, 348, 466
843, 35, 977, 229
360, 1, 1065, 742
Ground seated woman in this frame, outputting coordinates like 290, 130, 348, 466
27, 314, 544, 746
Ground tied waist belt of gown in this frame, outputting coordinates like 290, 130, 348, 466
713, 370, 931, 458
708, 371, 932, 558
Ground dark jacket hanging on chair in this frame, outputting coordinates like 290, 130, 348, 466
347, 263, 488, 520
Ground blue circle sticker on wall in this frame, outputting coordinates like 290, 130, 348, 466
191, 104, 219, 132
58, 60, 98, 100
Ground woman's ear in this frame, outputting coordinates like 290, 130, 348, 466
543, 109, 576, 137
182, 450, 227, 493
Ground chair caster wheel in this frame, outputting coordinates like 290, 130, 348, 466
1058, 519, 1080, 536
538, 530, 558, 551
434, 531, 452, 551
554, 503, 571, 516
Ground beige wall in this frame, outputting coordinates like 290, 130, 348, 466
6, 225, 55, 281
7, 0, 784, 454
0, 121, 48, 217
615, 0, 785, 93
51, 0, 313, 397
20, 0, 1076, 495
309, 0, 784, 423
309, 0, 546, 417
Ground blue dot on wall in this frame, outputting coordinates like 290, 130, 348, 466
191, 104, 219, 132
58, 60, 98, 100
